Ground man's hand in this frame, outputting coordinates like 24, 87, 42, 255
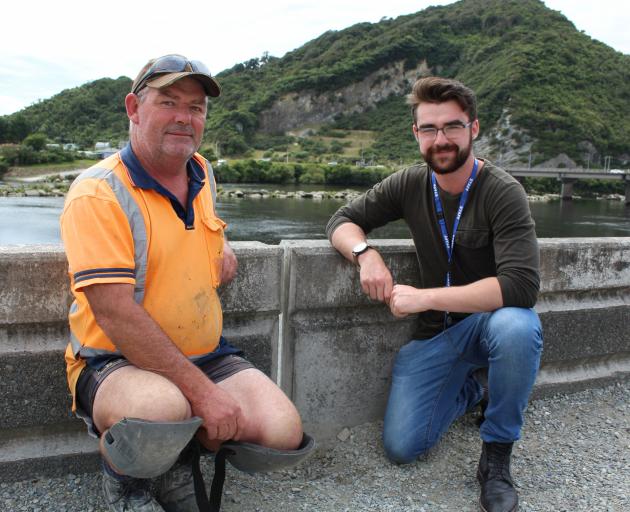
191, 384, 244, 441
389, 284, 430, 317
358, 249, 394, 303
221, 238, 238, 285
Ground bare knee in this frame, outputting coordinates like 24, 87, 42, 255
219, 369, 304, 450
255, 400, 303, 450
94, 367, 191, 431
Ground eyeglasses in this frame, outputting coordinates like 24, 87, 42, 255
415, 121, 473, 141
132, 55, 212, 94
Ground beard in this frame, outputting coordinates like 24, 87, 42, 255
422, 134, 473, 175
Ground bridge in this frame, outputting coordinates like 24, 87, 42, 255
504, 167, 630, 203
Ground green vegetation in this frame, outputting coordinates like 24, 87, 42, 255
0, 142, 75, 167
4, 159, 98, 179
0, 77, 130, 147
1, 0, 629, 171
214, 159, 394, 186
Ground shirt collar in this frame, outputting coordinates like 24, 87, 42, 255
120, 143, 206, 229
120, 143, 205, 191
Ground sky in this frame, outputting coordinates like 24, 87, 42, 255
1, 0, 629, 116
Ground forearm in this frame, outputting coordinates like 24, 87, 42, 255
330, 222, 369, 262
221, 235, 238, 285
424, 277, 503, 313
85, 284, 216, 402
390, 277, 503, 317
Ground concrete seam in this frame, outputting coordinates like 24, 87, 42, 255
277, 242, 293, 396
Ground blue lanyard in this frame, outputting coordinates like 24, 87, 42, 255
431, 158, 479, 289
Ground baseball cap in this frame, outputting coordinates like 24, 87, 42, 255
131, 54, 221, 97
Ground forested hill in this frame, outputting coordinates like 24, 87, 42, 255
0, 77, 131, 148
2, 0, 629, 167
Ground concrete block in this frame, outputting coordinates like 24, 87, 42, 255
280, 240, 420, 438
0, 351, 74, 430
292, 309, 415, 439
536, 238, 630, 391
219, 242, 282, 314
539, 238, 630, 293
220, 242, 282, 378
0, 246, 69, 325
539, 306, 630, 362
222, 314, 278, 377
0, 424, 99, 483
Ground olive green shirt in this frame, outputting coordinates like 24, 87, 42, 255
326, 160, 540, 340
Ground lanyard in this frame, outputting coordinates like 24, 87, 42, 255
431, 158, 479, 289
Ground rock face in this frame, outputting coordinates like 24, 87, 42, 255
258, 60, 431, 134
475, 108, 534, 166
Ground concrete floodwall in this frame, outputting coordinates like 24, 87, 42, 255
0, 243, 282, 482
283, 239, 630, 438
1, 238, 629, 481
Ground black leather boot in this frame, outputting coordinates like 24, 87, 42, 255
477, 441, 518, 512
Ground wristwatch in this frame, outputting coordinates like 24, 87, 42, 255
351, 241, 372, 267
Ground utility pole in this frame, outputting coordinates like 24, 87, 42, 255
286, 145, 289, 164
528, 150, 532, 169
604, 155, 612, 172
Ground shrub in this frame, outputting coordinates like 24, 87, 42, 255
298, 167, 326, 184
23, 133, 48, 151
213, 162, 241, 183
324, 164, 353, 184
0, 158, 8, 179
260, 163, 294, 183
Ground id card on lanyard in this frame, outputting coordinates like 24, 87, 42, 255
431, 158, 479, 329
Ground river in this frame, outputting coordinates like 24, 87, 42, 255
1, 183, 629, 245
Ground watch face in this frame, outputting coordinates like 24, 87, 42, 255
352, 242, 368, 254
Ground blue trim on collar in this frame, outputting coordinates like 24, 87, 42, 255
120, 144, 206, 229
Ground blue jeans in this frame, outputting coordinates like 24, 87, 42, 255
382, 307, 543, 464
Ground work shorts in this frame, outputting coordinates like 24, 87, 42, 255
75, 336, 255, 437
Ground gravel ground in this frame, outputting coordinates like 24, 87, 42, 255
3, 382, 629, 512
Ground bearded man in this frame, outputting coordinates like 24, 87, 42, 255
326, 76, 542, 512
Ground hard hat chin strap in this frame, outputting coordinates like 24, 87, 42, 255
190, 433, 316, 512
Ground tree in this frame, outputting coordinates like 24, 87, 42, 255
0, 117, 9, 143
0, 158, 9, 179
23, 133, 48, 151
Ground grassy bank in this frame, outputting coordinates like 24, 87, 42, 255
3, 159, 99, 179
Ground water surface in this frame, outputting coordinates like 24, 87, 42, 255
1, 187, 629, 246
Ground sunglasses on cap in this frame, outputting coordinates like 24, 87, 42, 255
131, 54, 219, 96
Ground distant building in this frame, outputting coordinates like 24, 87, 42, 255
97, 148, 118, 159
63, 143, 79, 151
94, 142, 111, 150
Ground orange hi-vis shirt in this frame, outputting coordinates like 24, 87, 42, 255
60, 145, 226, 408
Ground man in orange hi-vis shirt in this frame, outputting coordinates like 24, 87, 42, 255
61, 55, 312, 512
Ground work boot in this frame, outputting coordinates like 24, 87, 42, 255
102, 468, 164, 512
156, 445, 199, 512
477, 441, 518, 512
